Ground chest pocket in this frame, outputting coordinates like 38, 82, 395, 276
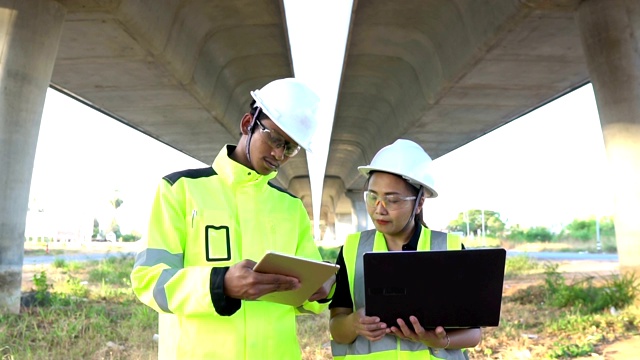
188, 209, 235, 266
205, 224, 231, 261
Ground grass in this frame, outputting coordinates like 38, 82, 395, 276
504, 254, 541, 279
2, 256, 157, 360
4, 253, 639, 359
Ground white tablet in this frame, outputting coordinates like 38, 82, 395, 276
253, 251, 339, 307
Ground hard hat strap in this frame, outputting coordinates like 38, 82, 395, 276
402, 186, 424, 232
245, 106, 262, 164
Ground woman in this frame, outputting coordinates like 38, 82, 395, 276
329, 139, 481, 360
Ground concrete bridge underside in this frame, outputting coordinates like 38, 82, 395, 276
2, 0, 640, 314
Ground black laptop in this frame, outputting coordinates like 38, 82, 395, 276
363, 248, 506, 328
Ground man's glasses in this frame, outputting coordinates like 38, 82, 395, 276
255, 119, 301, 158
364, 190, 416, 211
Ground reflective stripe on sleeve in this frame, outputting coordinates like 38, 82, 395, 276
154, 268, 180, 313
134, 248, 184, 268
134, 249, 184, 313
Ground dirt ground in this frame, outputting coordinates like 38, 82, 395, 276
502, 260, 640, 360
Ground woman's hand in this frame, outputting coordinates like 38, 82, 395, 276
389, 316, 448, 348
351, 308, 388, 342
308, 274, 335, 302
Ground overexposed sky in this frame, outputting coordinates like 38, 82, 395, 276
30, 89, 205, 235
424, 84, 613, 230
284, 0, 353, 238
28, 2, 613, 238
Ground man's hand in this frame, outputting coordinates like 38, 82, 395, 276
389, 316, 447, 348
224, 259, 301, 300
307, 274, 335, 302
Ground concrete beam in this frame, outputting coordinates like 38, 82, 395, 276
0, 0, 65, 313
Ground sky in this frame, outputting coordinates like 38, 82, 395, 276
26, 1, 614, 239
423, 83, 613, 231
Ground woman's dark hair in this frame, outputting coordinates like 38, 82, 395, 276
364, 171, 428, 229
405, 182, 428, 229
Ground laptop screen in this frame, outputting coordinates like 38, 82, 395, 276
363, 248, 506, 328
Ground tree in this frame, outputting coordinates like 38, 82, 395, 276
107, 191, 124, 241
110, 197, 124, 210
447, 210, 505, 237
562, 216, 615, 242
92, 218, 100, 239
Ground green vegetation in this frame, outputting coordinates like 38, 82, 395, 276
6, 250, 638, 359
318, 246, 340, 263
499, 264, 640, 359
1, 256, 157, 360
447, 210, 505, 238
52, 258, 66, 269
504, 254, 541, 278
541, 263, 639, 313
448, 211, 618, 253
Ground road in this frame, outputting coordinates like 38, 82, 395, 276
507, 250, 618, 262
23, 249, 618, 266
22, 251, 135, 266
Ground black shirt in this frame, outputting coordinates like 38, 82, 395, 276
329, 225, 422, 309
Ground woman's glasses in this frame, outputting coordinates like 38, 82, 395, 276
255, 119, 301, 158
364, 190, 416, 211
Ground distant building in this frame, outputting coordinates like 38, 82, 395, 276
24, 208, 93, 242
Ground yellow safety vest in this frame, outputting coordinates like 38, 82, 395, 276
131, 145, 328, 359
331, 228, 469, 360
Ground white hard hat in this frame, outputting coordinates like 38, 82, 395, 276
358, 139, 438, 198
250, 78, 320, 152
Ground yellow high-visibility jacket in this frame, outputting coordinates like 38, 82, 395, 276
131, 145, 328, 359
331, 228, 469, 360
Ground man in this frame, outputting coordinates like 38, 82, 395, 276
131, 78, 335, 359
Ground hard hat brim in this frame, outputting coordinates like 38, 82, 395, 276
358, 165, 439, 198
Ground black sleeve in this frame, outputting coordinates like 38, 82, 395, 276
210, 267, 241, 316
329, 246, 354, 310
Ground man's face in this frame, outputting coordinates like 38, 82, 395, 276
249, 118, 299, 175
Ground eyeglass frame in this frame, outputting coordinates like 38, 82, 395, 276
363, 190, 417, 211
254, 118, 301, 158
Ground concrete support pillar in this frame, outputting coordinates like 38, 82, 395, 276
0, 0, 65, 313
346, 191, 368, 232
577, 0, 640, 276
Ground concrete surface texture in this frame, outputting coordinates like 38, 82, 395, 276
41, 0, 592, 223
577, 0, 640, 277
0, 0, 65, 314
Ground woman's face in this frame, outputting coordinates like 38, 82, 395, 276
366, 172, 418, 236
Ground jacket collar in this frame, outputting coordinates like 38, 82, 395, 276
212, 145, 278, 185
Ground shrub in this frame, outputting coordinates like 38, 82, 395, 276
542, 263, 639, 313
121, 233, 142, 242
318, 246, 340, 263
504, 255, 540, 278
33, 271, 51, 306
53, 257, 66, 268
